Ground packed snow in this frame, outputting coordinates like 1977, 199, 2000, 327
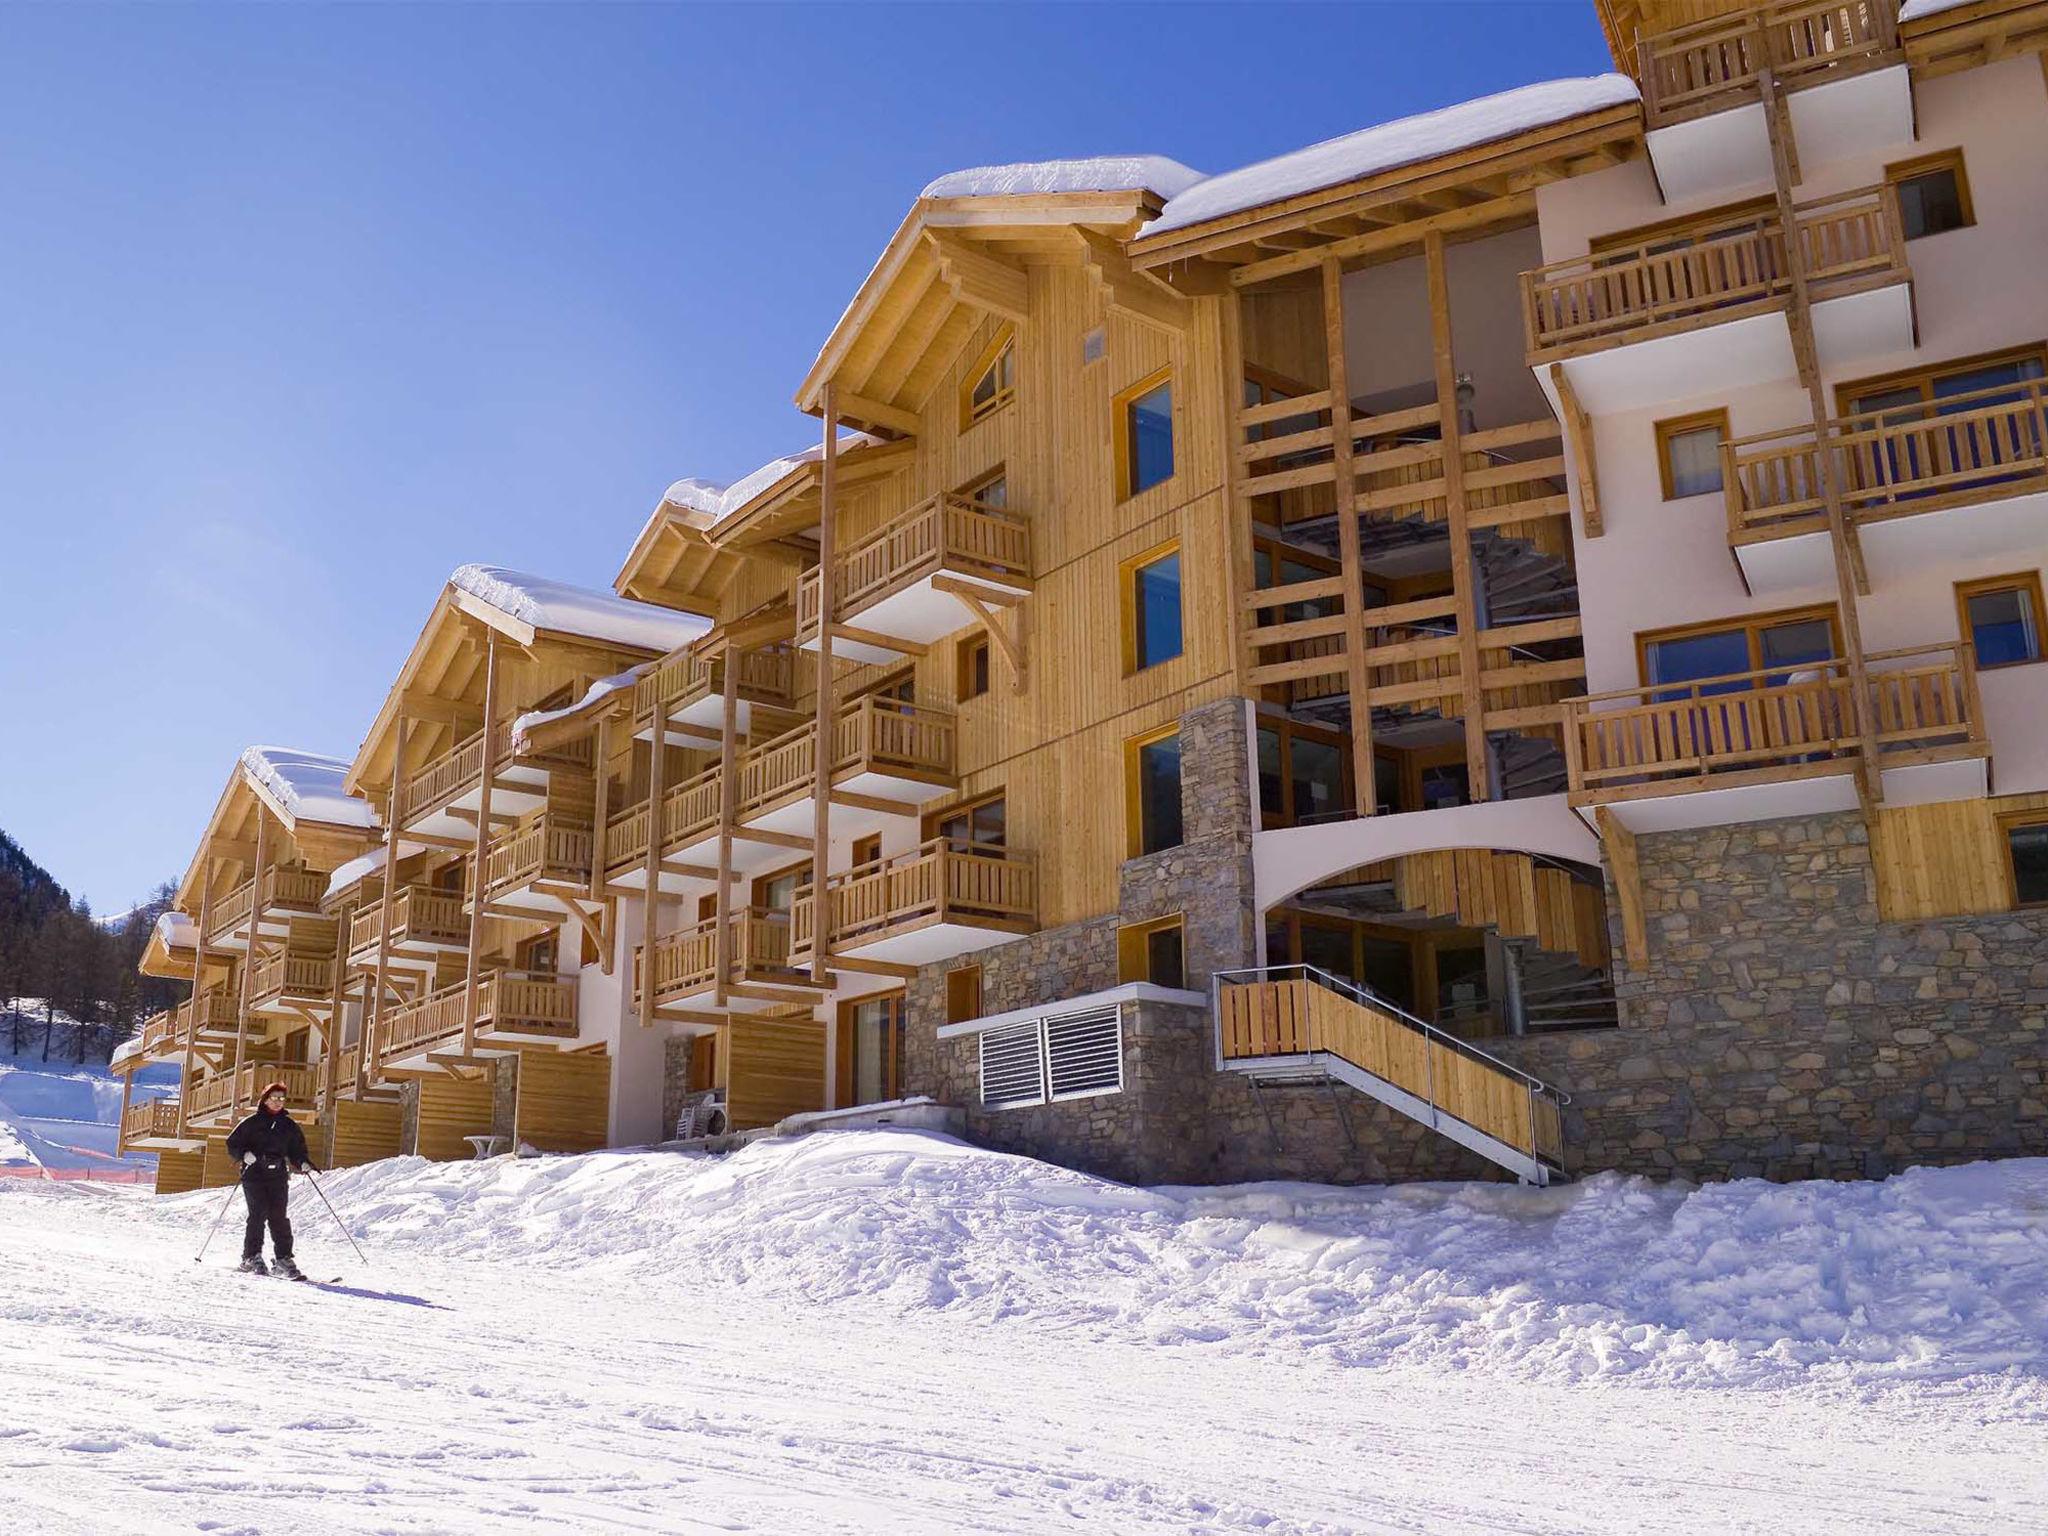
449, 564, 707, 655
1145, 75, 1641, 237
0, 1048, 168, 1174
921, 155, 1206, 201
1900, 0, 1978, 19
4, 1131, 2046, 1533
239, 746, 378, 831
149, 908, 197, 954
511, 664, 649, 750
662, 431, 879, 526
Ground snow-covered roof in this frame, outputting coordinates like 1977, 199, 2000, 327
323, 845, 386, 901
239, 747, 378, 831
920, 155, 1205, 203
1899, 0, 1974, 19
1144, 75, 1641, 238
450, 565, 708, 655
662, 433, 878, 527
511, 665, 649, 753
152, 910, 198, 953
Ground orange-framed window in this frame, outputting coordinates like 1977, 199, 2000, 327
1124, 725, 1183, 857
1886, 149, 1973, 241
1117, 914, 1185, 989
1120, 537, 1184, 674
1654, 409, 1729, 500
1956, 572, 2045, 670
1114, 365, 1175, 500
960, 326, 1016, 430
1635, 604, 1840, 692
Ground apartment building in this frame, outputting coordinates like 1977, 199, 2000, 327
132, 0, 2048, 1192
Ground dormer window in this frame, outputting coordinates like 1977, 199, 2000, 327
961, 327, 1016, 429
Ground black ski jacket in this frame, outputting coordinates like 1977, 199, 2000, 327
225, 1107, 309, 1179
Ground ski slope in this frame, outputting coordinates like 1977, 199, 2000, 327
0, 1049, 170, 1173
3, 1132, 2046, 1534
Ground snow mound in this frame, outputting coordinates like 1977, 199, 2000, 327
238, 746, 376, 830
215, 1131, 2048, 1394
449, 564, 706, 655
921, 155, 1205, 202
662, 432, 878, 526
1146, 75, 1640, 237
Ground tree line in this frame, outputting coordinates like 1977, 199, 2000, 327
0, 829, 182, 1063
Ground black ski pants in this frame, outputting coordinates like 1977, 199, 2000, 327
241, 1172, 294, 1261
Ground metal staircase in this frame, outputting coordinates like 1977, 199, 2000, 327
1214, 964, 1570, 1184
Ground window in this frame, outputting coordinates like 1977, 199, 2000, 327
1637, 605, 1839, 694
1243, 368, 1327, 446
1887, 151, 1973, 241
752, 861, 808, 912
946, 964, 983, 1025
1125, 727, 1183, 857
1843, 347, 2048, 419
1118, 915, 1185, 989
961, 467, 1007, 509
836, 993, 903, 1107
957, 633, 990, 701
1957, 573, 2045, 669
1590, 196, 1776, 259
931, 793, 1005, 853
515, 932, 558, 975
1115, 367, 1175, 499
1122, 540, 1184, 672
1256, 717, 1351, 828
431, 862, 465, 895
849, 834, 882, 871
976, 1006, 1123, 1109
1655, 410, 1729, 500
961, 326, 1016, 429
1419, 760, 1472, 811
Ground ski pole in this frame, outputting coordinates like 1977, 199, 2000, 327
300, 1169, 368, 1267
193, 1178, 241, 1264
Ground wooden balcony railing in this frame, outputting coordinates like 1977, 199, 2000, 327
347, 885, 470, 958
483, 814, 594, 900
329, 1043, 361, 1092
178, 989, 239, 1039
1521, 185, 1907, 359
400, 720, 595, 825
1564, 643, 1981, 799
1639, 1, 1900, 128
263, 865, 328, 914
633, 645, 794, 725
122, 1097, 181, 1142
249, 953, 334, 1007
602, 762, 723, 873
380, 972, 577, 1062
791, 839, 1037, 954
795, 492, 1032, 641
738, 697, 956, 821
206, 877, 256, 945
1725, 378, 2048, 540
139, 1008, 180, 1056
187, 1062, 318, 1122
632, 908, 801, 1001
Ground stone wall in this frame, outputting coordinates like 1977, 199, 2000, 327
1473, 811, 2048, 1182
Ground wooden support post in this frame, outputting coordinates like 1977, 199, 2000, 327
1595, 807, 1649, 973
1549, 363, 1602, 538
1219, 289, 1256, 694
321, 898, 348, 1111
810, 381, 840, 986
1322, 255, 1377, 815
588, 713, 611, 906
177, 863, 212, 1139
714, 640, 739, 1008
229, 809, 271, 1120
366, 715, 407, 1098
463, 632, 499, 1059
639, 665, 669, 1030
1425, 229, 1491, 802
114, 1061, 133, 1157
1761, 69, 1881, 801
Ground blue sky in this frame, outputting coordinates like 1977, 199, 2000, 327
0, 1, 1609, 912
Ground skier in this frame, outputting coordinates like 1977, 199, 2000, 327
224, 1081, 314, 1279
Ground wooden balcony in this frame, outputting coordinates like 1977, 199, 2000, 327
400, 720, 594, 835
1565, 643, 1987, 826
137, 1008, 182, 1060
247, 953, 335, 1016
121, 1097, 187, 1148
481, 813, 594, 911
633, 645, 799, 749
796, 493, 1032, 665
1638, 0, 1900, 129
378, 972, 579, 1067
601, 762, 725, 891
792, 839, 1037, 966
632, 908, 820, 1012
203, 864, 330, 948
1725, 380, 2048, 586
1523, 186, 1910, 395
185, 1063, 319, 1127
737, 696, 957, 836
324, 1043, 395, 1101
179, 989, 241, 1044
346, 885, 470, 971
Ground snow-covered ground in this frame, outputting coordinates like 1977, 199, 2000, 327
4, 1131, 2047, 1534
0, 1046, 169, 1174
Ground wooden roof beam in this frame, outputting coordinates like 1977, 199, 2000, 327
831, 389, 921, 438
1073, 229, 1191, 332
924, 230, 1030, 323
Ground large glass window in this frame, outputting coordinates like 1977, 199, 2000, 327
1256, 719, 1351, 827
1127, 545, 1183, 671
1129, 730, 1183, 856
1118, 370, 1175, 497
934, 795, 1006, 852
841, 994, 903, 1107
1640, 608, 1838, 695
2007, 819, 2048, 907
1886, 151, 1972, 241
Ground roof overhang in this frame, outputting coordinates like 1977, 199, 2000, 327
1128, 101, 1644, 285
1902, 0, 2048, 77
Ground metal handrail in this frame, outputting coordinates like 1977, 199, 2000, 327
1213, 961, 1571, 1103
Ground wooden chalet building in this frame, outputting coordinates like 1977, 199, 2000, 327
134, 0, 2048, 1190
